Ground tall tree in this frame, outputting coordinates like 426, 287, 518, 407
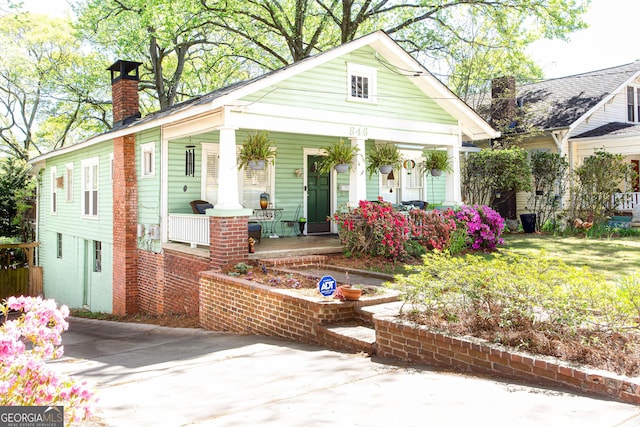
75, 0, 245, 110
0, 157, 33, 239
0, 13, 110, 159
77, 0, 588, 110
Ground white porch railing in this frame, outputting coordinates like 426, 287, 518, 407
168, 214, 210, 248
613, 192, 640, 211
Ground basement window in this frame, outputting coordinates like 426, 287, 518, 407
94, 240, 102, 272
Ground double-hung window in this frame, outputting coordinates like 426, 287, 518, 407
347, 63, 377, 103
81, 157, 99, 217
627, 86, 640, 122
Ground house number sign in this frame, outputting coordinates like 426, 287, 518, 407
349, 126, 368, 137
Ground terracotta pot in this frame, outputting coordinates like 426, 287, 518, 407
339, 285, 362, 301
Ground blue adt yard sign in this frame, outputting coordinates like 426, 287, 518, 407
317, 275, 337, 297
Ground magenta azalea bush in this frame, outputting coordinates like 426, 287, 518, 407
333, 198, 410, 260
1, 296, 95, 424
455, 204, 504, 250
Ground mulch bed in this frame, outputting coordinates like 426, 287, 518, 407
403, 311, 640, 378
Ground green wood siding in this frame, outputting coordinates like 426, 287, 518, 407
168, 134, 218, 213
426, 175, 446, 205
38, 141, 114, 312
243, 46, 456, 125
137, 129, 162, 224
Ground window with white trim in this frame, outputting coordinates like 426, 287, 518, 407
627, 86, 640, 123
141, 143, 155, 177
65, 163, 73, 202
50, 167, 57, 214
202, 144, 274, 209
81, 157, 99, 217
241, 163, 273, 209
347, 63, 377, 103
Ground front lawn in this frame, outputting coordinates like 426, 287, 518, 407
501, 234, 640, 282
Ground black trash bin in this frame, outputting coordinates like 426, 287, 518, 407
519, 213, 537, 233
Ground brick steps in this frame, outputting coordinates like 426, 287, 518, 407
317, 323, 377, 355
317, 301, 405, 355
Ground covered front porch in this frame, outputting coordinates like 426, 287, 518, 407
163, 234, 343, 260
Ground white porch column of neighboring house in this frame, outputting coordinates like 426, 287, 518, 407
348, 137, 367, 206
215, 126, 244, 210
444, 142, 462, 205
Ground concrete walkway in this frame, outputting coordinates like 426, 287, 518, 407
50, 318, 640, 427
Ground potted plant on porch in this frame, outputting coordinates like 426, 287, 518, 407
366, 143, 403, 177
318, 139, 358, 173
237, 131, 277, 170
422, 149, 452, 176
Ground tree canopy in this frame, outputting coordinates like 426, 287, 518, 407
75, 0, 589, 111
0, 0, 590, 156
0, 12, 110, 159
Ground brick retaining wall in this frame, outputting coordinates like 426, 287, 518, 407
137, 248, 208, 316
373, 314, 640, 405
199, 270, 397, 343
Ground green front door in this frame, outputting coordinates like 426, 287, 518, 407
307, 155, 331, 234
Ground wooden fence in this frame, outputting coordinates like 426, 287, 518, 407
0, 242, 42, 300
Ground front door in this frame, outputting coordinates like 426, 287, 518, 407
307, 155, 331, 233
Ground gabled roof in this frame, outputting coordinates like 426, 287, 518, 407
31, 31, 497, 163
473, 62, 640, 133
517, 62, 640, 130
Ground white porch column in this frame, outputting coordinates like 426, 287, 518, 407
214, 126, 244, 210
348, 137, 367, 206
444, 143, 462, 205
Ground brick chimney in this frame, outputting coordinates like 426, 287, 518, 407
108, 60, 142, 128
490, 76, 517, 129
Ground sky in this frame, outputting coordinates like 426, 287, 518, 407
20, 0, 640, 80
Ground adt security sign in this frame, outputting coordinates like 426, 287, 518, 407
317, 275, 337, 297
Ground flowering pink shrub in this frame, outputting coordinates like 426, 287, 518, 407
332, 198, 410, 260
408, 209, 457, 251
1, 296, 95, 424
455, 204, 505, 250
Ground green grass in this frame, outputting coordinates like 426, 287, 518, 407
500, 234, 640, 282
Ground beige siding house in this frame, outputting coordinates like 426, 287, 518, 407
478, 63, 640, 216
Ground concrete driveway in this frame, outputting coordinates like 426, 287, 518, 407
50, 318, 640, 427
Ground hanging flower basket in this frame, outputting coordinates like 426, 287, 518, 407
379, 164, 393, 174
335, 163, 350, 173
249, 159, 266, 170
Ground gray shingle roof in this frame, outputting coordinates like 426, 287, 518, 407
518, 62, 640, 129
474, 62, 640, 131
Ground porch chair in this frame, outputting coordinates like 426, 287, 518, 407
280, 203, 303, 236
190, 199, 262, 243
190, 200, 213, 214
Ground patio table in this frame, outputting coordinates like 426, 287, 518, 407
252, 208, 283, 238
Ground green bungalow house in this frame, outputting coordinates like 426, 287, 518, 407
28, 31, 498, 316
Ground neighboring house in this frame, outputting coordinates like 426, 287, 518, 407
28, 31, 497, 315
478, 63, 640, 216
